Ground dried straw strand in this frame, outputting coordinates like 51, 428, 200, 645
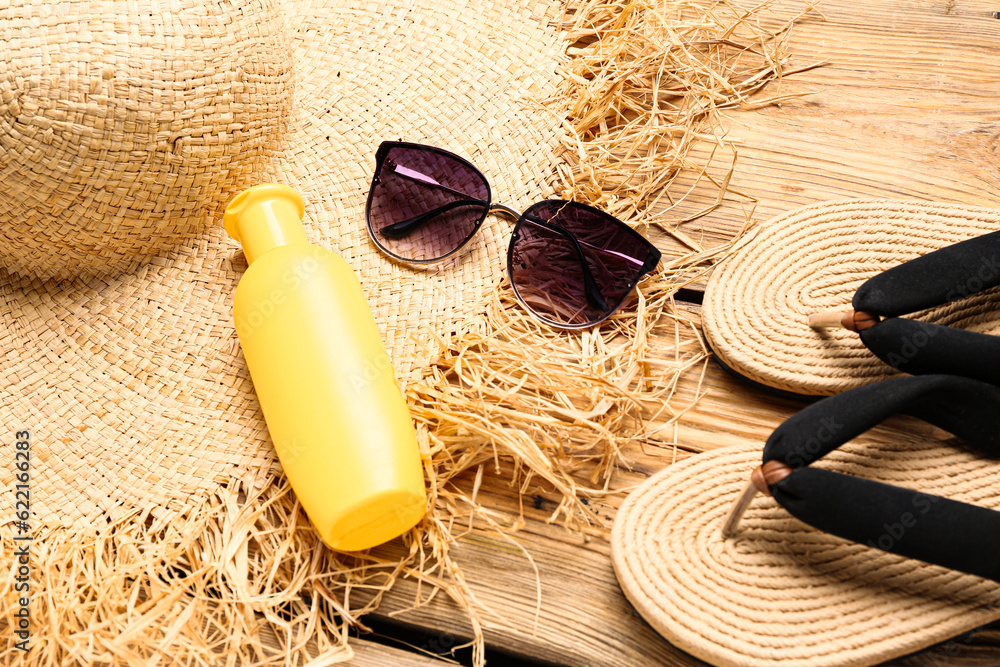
385, 1, 822, 663
0, 2, 819, 666
552, 0, 825, 231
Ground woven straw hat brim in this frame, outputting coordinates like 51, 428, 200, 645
612, 442, 1000, 667
702, 200, 1000, 396
0, 0, 564, 527
0, 0, 294, 280
267, 0, 565, 376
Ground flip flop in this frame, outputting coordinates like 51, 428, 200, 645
612, 374, 1000, 667
702, 200, 1000, 396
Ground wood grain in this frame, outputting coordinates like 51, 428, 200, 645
652, 0, 1000, 263
357, 1, 1000, 664
363, 307, 1000, 666
345, 638, 451, 666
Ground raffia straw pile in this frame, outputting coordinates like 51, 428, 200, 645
0, 2, 818, 666
553, 0, 823, 228
407, 0, 826, 533
395, 0, 823, 662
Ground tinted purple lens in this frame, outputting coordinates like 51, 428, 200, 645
367, 144, 490, 262
508, 201, 658, 327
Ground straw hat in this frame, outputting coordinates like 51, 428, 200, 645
0, 0, 293, 280
0, 0, 565, 660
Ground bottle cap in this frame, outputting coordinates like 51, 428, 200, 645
224, 184, 308, 264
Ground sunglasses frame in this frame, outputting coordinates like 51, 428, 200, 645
366, 141, 495, 265
365, 140, 662, 329
507, 199, 662, 330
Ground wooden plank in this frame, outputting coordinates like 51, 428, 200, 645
257, 623, 447, 666
650, 0, 1000, 259
345, 637, 450, 666
366, 308, 997, 665
361, 307, 767, 667
354, 1, 1000, 664
363, 306, 1000, 666
894, 629, 1000, 667
368, 491, 714, 667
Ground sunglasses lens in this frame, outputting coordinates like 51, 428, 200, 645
368, 145, 489, 262
508, 201, 658, 327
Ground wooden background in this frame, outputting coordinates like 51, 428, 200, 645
349, 0, 1000, 664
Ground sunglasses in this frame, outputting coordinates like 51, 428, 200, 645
365, 141, 662, 329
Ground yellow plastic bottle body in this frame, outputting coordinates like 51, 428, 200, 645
225, 184, 426, 551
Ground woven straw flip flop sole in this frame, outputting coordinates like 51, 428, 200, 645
612, 442, 1000, 667
703, 200, 1000, 396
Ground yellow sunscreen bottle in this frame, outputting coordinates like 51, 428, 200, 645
224, 184, 426, 551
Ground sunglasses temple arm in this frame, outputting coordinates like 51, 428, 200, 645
521, 215, 610, 312
387, 164, 655, 270
378, 198, 488, 239
387, 162, 658, 270
385, 162, 518, 224
521, 217, 651, 269
580, 239, 647, 268
387, 163, 476, 201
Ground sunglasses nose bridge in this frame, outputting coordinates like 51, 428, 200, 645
489, 203, 522, 221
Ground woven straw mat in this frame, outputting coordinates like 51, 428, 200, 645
613, 442, 1000, 667
703, 200, 1000, 396
0, 0, 565, 528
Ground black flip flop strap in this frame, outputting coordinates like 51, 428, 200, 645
854, 229, 1000, 315
850, 230, 1000, 384
860, 320, 1000, 386
761, 375, 1000, 581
